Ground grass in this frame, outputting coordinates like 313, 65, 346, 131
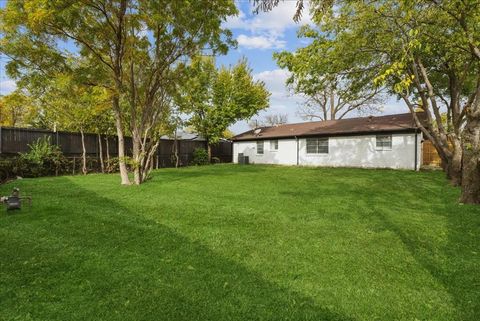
0, 164, 479, 321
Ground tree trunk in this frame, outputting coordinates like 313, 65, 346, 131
403, 96, 462, 186
460, 108, 480, 204
132, 130, 142, 185
447, 138, 463, 186
330, 90, 336, 120
80, 129, 87, 175
175, 140, 179, 168
207, 143, 212, 163
172, 134, 179, 168
98, 133, 105, 173
105, 136, 111, 172
105, 136, 110, 165
140, 143, 159, 183
173, 128, 179, 168
113, 98, 131, 185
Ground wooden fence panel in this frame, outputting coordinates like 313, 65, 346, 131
57, 132, 98, 155
0, 127, 232, 168
0, 127, 55, 154
422, 140, 442, 167
211, 142, 233, 163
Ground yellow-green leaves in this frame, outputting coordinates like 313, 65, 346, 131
176, 57, 270, 144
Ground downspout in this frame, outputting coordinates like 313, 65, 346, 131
295, 136, 299, 165
414, 130, 418, 171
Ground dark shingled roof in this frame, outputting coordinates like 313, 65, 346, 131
232, 113, 423, 141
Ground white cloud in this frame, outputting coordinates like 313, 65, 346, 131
237, 34, 286, 50
225, 2, 312, 50
224, 9, 248, 30
254, 69, 292, 99
0, 80, 17, 95
225, 2, 312, 35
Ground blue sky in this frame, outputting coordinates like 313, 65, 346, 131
0, 1, 406, 134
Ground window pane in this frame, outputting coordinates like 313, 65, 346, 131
306, 138, 317, 154
306, 138, 328, 154
318, 138, 329, 154
271, 140, 278, 150
257, 141, 264, 154
376, 135, 392, 149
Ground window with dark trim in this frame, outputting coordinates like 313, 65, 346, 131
376, 135, 392, 150
270, 139, 278, 151
306, 138, 329, 154
256, 141, 264, 154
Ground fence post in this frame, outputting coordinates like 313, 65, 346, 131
0, 126, 233, 167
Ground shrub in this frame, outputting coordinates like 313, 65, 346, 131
191, 148, 209, 166
0, 157, 20, 183
105, 157, 120, 173
19, 137, 67, 177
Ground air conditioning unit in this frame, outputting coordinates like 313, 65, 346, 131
238, 153, 249, 165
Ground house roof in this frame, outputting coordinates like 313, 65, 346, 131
232, 113, 423, 141
160, 131, 205, 141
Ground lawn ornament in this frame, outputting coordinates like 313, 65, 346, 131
1, 188, 31, 210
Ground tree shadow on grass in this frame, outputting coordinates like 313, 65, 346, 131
365, 187, 480, 321
270, 169, 480, 320
149, 164, 269, 185
0, 177, 355, 321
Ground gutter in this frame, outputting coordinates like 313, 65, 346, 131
295, 136, 299, 165
414, 129, 418, 171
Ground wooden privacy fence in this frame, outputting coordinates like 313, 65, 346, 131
422, 140, 442, 167
0, 127, 232, 168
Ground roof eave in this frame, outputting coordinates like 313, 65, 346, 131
231, 127, 418, 141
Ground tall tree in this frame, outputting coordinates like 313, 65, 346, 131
176, 57, 270, 160
256, 0, 480, 203
0, 90, 37, 127
0, 0, 237, 184
249, 113, 288, 128
25, 72, 110, 175
275, 43, 383, 121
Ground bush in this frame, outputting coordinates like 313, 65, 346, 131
19, 137, 67, 177
105, 157, 120, 173
0, 157, 20, 183
191, 148, 209, 166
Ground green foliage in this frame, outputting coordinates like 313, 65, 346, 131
19, 137, 67, 177
176, 57, 270, 145
274, 36, 383, 120
191, 148, 209, 166
0, 157, 20, 183
0, 165, 479, 320
105, 157, 121, 173
0, 90, 39, 127
0, 0, 238, 184
269, 0, 480, 204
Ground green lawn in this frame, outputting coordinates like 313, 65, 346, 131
0, 164, 479, 321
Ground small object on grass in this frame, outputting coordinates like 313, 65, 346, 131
1, 187, 32, 211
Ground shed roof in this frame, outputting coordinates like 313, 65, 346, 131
232, 113, 423, 141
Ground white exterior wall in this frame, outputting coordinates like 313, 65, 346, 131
233, 138, 297, 165
233, 133, 422, 170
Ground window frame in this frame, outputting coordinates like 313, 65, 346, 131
306, 137, 329, 154
376, 134, 392, 151
270, 139, 279, 151
256, 140, 264, 155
